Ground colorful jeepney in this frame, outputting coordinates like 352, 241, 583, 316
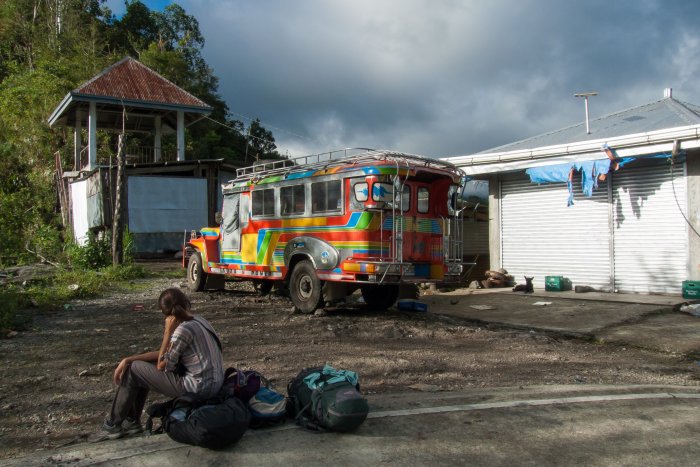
184, 149, 466, 313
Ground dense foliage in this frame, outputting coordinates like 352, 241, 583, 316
0, 0, 279, 267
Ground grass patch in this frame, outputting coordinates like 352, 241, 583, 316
0, 263, 148, 332
153, 268, 186, 279
0, 284, 29, 331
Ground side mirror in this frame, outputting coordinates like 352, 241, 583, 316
215, 212, 223, 224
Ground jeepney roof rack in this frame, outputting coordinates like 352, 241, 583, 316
233, 148, 461, 182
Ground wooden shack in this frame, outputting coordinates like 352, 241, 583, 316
49, 57, 239, 254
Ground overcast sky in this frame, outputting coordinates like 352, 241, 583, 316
106, 0, 700, 158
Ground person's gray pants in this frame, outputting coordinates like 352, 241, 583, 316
110, 361, 186, 425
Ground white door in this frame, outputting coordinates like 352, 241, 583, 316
612, 162, 688, 293
500, 173, 612, 291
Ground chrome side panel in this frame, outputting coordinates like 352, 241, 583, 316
283, 236, 340, 270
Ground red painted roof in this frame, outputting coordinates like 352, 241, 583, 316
74, 57, 210, 109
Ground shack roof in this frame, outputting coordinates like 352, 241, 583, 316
478, 97, 700, 155
48, 57, 212, 131
446, 96, 700, 175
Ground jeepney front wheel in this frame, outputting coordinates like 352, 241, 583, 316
361, 284, 399, 310
187, 252, 207, 292
289, 259, 323, 314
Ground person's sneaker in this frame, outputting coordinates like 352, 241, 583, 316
88, 419, 124, 442
122, 418, 143, 435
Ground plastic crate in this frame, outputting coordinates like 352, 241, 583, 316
545, 276, 572, 292
683, 281, 700, 299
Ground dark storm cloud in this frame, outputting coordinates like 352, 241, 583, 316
175, 0, 700, 157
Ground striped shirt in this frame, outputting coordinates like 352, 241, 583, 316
164, 316, 224, 397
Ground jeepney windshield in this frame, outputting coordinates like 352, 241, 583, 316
372, 182, 409, 212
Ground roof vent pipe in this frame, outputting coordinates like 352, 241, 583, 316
574, 92, 598, 135
664, 87, 673, 98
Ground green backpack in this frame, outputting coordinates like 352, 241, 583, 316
287, 364, 369, 432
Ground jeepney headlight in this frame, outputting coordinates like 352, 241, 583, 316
447, 263, 463, 274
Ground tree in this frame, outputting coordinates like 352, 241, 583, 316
247, 118, 279, 161
110, 0, 159, 55
0, 1, 283, 266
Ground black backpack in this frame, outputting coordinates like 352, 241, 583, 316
146, 393, 250, 449
286, 365, 369, 432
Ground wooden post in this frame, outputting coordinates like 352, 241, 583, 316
177, 110, 185, 161
112, 133, 125, 265
154, 115, 162, 162
74, 109, 82, 170
88, 101, 97, 169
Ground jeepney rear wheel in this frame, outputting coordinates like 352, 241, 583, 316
361, 284, 399, 310
187, 252, 207, 292
289, 259, 323, 314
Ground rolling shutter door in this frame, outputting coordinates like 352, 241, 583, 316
501, 174, 611, 290
612, 163, 688, 293
463, 220, 489, 255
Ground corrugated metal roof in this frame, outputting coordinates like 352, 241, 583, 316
479, 97, 700, 155
74, 57, 210, 109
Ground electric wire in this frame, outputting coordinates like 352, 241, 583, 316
670, 154, 700, 239
202, 115, 278, 145
202, 114, 312, 159
227, 110, 311, 141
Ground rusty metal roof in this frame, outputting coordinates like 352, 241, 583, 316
75, 57, 210, 109
49, 57, 212, 129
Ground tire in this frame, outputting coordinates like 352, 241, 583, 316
289, 259, 323, 314
187, 252, 207, 292
398, 283, 420, 300
361, 284, 399, 310
255, 280, 274, 296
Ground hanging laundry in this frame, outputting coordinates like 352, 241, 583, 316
573, 159, 612, 197
525, 146, 670, 207
526, 163, 572, 184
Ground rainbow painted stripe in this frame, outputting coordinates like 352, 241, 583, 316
381, 216, 442, 234
220, 211, 379, 266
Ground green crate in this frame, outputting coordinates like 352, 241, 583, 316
545, 276, 572, 292
683, 281, 700, 299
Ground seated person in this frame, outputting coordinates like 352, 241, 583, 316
96, 288, 224, 439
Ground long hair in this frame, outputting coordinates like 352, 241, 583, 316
158, 288, 194, 321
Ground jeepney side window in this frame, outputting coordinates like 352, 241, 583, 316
281, 184, 305, 216
447, 185, 458, 215
417, 187, 429, 213
400, 184, 410, 212
240, 194, 250, 226
373, 183, 409, 212
252, 188, 275, 217
312, 180, 342, 213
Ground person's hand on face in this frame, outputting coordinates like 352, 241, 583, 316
164, 315, 181, 335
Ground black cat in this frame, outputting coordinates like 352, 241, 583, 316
512, 276, 534, 293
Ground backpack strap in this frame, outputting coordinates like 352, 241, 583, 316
292, 399, 328, 432
145, 399, 174, 434
294, 407, 326, 432
192, 317, 222, 351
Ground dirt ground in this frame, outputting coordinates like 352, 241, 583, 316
1, 265, 699, 460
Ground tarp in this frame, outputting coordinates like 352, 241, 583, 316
525, 151, 659, 206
